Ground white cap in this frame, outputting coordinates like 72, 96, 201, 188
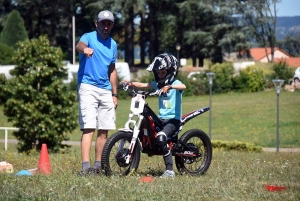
97, 10, 114, 22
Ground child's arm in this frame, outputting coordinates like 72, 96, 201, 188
161, 83, 186, 94
120, 80, 153, 89
131, 82, 152, 89
169, 83, 186, 90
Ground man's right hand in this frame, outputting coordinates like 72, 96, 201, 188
83, 47, 94, 57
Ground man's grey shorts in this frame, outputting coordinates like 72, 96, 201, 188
78, 83, 116, 130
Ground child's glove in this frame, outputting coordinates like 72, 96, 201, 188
121, 80, 132, 86
120, 80, 132, 90
156, 85, 172, 96
161, 85, 172, 94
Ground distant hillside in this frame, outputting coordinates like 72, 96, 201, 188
276, 16, 300, 40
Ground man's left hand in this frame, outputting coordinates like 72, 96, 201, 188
113, 96, 118, 109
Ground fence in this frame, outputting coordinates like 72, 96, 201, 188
0, 127, 19, 151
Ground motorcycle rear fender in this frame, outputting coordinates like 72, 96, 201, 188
180, 107, 210, 125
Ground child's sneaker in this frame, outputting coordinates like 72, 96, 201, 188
160, 170, 175, 178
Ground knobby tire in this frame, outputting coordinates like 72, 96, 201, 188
101, 131, 140, 176
175, 129, 212, 176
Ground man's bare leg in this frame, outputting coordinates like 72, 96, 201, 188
81, 129, 94, 171
94, 129, 108, 168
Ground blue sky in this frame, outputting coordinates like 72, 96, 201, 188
276, 0, 300, 16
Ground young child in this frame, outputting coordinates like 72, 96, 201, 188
122, 53, 186, 178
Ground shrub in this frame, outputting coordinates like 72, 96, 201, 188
233, 66, 265, 92
232, 70, 250, 92
0, 10, 28, 48
177, 72, 194, 96
264, 73, 274, 89
212, 140, 263, 152
0, 74, 9, 105
138, 70, 155, 83
67, 74, 78, 91
248, 67, 266, 92
2, 35, 77, 153
211, 62, 235, 93
183, 72, 209, 96
271, 61, 294, 84
189, 79, 208, 95
0, 42, 15, 64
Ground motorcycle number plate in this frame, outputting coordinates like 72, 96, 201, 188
130, 95, 145, 114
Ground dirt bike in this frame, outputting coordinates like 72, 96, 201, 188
101, 84, 212, 176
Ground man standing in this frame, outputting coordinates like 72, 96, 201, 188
76, 10, 118, 175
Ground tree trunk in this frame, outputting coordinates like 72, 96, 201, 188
67, 18, 73, 63
212, 46, 223, 64
192, 55, 197, 67
148, 2, 159, 62
139, 12, 145, 66
124, 6, 134, 67
269, 1, 277, 63
50, 7, 57, 47
198, 55, 204, 67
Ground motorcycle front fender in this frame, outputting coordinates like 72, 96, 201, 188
118, 128, 143, 152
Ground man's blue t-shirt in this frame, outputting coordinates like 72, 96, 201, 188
78, 31, 117, 90
151, 80, 184, 120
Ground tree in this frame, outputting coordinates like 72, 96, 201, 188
86, 0, 137, 66
12, 0, 90, 62
178, 0, 245, 65
0, 9, 28, 48
0, 42, 14, 64
156, 0, 182, 58
1, 35, 77, 153
237, 0, 281, 62
0, 0, 18, 32
121, 2, 135, 67
277, 35, 300, 57
145, 0, 162, 61
135, 1, 148, 66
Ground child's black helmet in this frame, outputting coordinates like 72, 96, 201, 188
146, 53, 178, 89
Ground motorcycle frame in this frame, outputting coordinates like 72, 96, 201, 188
118, 91, 210, 165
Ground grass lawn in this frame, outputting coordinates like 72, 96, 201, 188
0, 144, 299, 200
0, 89, 299, 200
1, 89, 300, 149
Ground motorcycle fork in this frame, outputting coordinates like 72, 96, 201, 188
125, 115, 144, 164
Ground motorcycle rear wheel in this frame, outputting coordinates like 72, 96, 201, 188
175, 129, 212, 176
101, 131, 140, 176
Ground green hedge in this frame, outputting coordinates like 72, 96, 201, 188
212, 140, 263, 152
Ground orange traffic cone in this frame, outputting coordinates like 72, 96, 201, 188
37, 143, 51, 174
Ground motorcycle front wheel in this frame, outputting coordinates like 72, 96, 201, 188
101, 131, 140, 176
175, 129, 212, 176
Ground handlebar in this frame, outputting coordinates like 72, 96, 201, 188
119, 83, 159, 98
